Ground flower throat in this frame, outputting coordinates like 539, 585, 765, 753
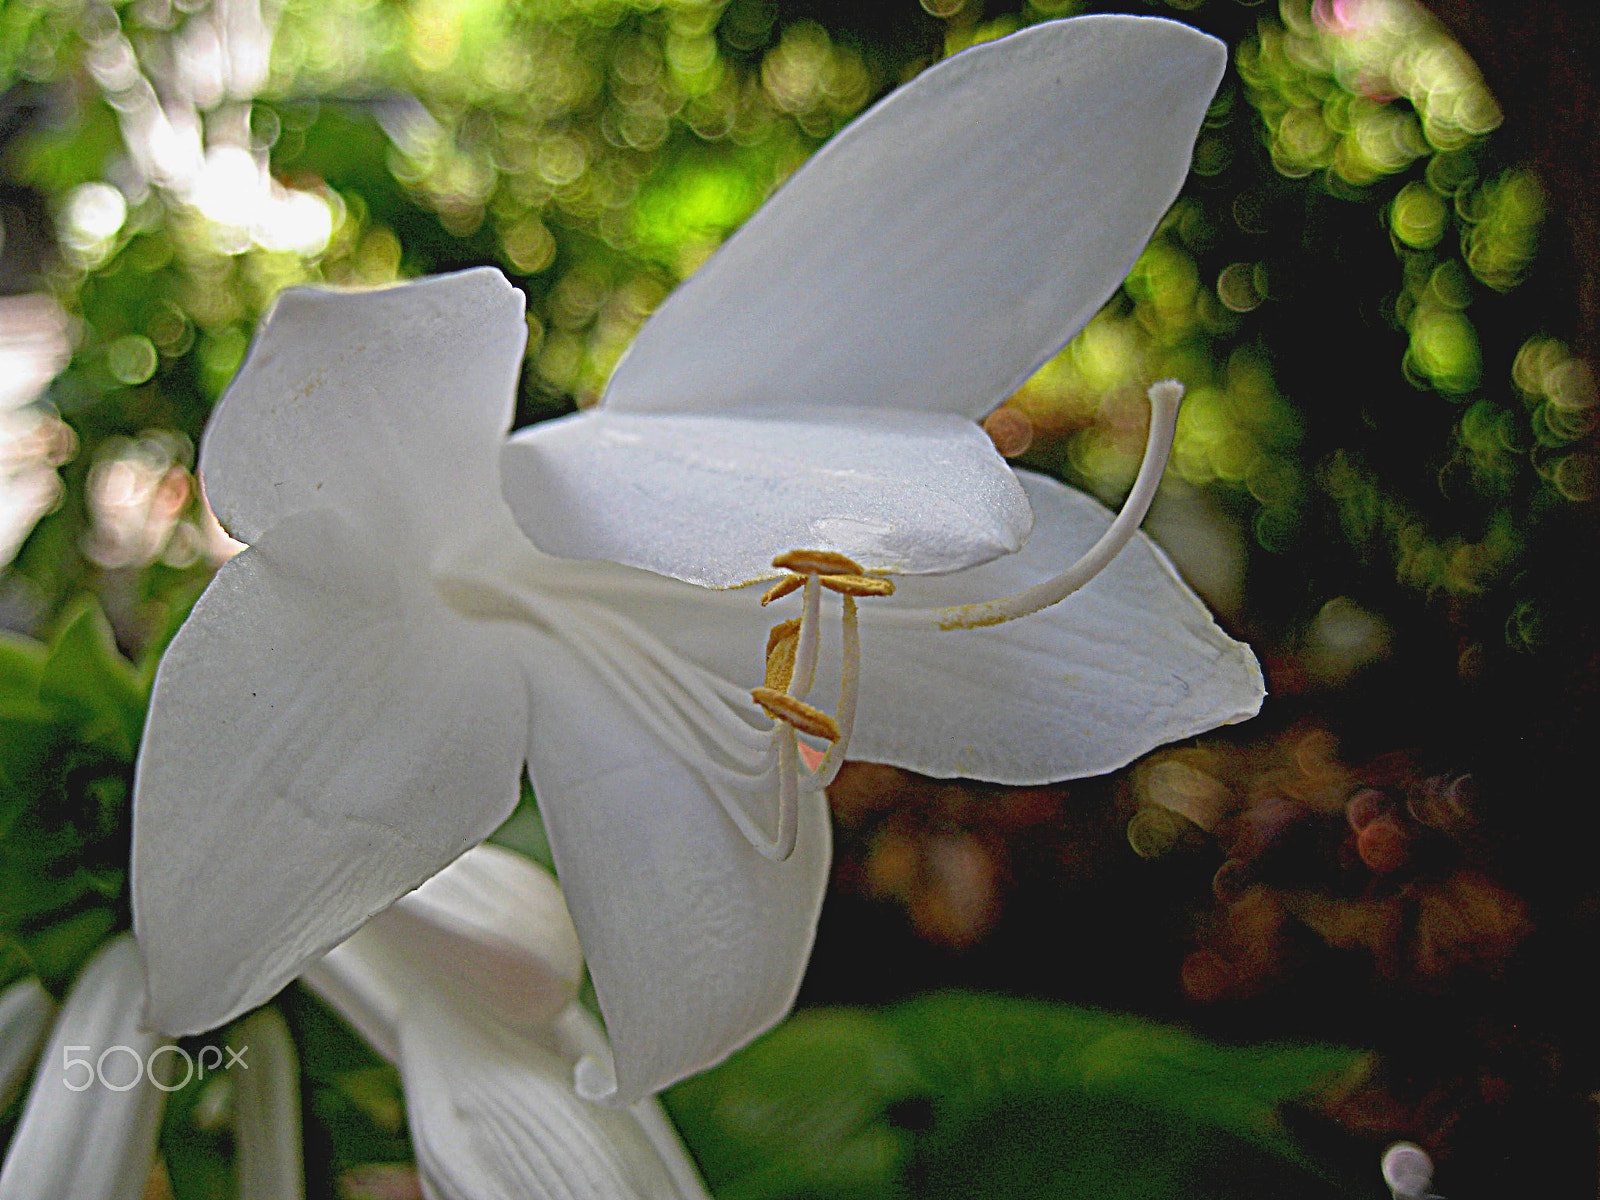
749, 379, 1186, 859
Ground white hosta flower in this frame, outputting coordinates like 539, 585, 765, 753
133, 14, 1262, 1102
301, 845, 711, 1200
0, 936, 167, 1200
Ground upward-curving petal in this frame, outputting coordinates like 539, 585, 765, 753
199, 268, 527, 548
501, 408, 1032, 588
133, 508, 527, 1036
603, 16, 1225, 420
522, 637, 831, 1103
544, 473, 1262, 785
842, 471, 1264, 782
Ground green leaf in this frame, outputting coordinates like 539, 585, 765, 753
667, 995, 1372, 1200
0, 633, 53, 809
159, 1062, 239, 1200
489, 778, 556, 874
665, 1009, 924, 1200
0, 633, 46, 699
883, 993, 1361, 1159
0, 712, 56, 835
278, 984, 414, 1178
38, 598, 147, 761
18, 905, 116, 994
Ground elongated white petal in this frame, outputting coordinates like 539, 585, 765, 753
549, 1008, 711, 1200
400, 997, 707, 1200
0, 937, 166, 1200
501, 409, 1031, 587
378, 844, 584, 1028
306, 862, 711, 1200
523, 637, 830, 1102
604, 16, 1225, 420
134, 508, 527, 1037
303, 846, 581, 1060
0, 979, 54, 1111
199, 268, 527, 548
233, 1009, 305, 1200
841, 471, 1264, 782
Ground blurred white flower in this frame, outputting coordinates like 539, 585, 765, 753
0, 295, 73, 569
302, 845, 710, 1200
134, 15, 1261, 1104
0, 939, 307, 1200
0, 936, 168, 1200
0, 979, 55, 1112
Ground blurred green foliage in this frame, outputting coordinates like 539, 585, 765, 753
0, 600, 140, 997
4, 0, 1588, 715
667, 993, 1370, 1199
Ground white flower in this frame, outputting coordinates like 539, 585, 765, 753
301, 844, 711, 1200
0, 939, 308, 1200
132, 13, 1261, 1102
0, 936, 168, 1200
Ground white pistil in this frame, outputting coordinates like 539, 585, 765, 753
881, 379, 1185, 632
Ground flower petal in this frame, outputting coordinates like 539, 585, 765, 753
549, 1007, 713, 1200
841, 470, 1264, 782
381, 844, 584, 1028
199, 268, 527, 547
308, 928, 709, 1198
501, 409, 1031, 587
603, 16, 1225, 420
0, 936, 167, 1200
400, 998, 707, 1200
0, 978, 54, 1111
133, 507, 527, 1037
232, 1009, 305, 1200
523, 637, 831, 1102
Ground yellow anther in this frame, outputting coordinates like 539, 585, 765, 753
772, 548, 864, 576
763, 619, 801, 691
751, 687, 842, 742
760, 575, 805, 606
819, 574, 895, 598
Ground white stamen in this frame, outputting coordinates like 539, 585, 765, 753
790, 573, 821, 699
773, 727, 800, 862
799, 595, 859, 793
